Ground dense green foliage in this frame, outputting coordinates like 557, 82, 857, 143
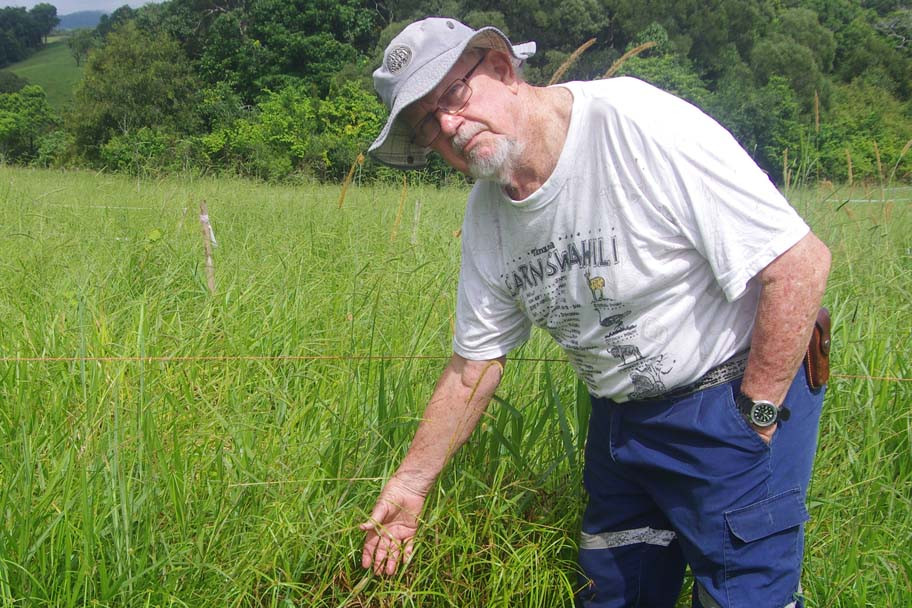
1, 0, 911, 184
68, 22, 202, 163
0, 84, 57, 162
0, 4, 58, 66
0, 69, 28, 93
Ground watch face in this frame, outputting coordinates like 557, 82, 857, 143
750, 401, 778, 426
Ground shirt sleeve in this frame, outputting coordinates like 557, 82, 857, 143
452, 193, 532, 360
623, 89, 809, 301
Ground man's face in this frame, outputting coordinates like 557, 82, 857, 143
403, 51, 523, 182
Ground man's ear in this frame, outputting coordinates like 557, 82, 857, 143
487, 50, 519, 90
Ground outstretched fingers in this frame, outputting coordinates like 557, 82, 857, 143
380, 537, 402, 576
360, 523, 410, 574
360, 478, 427, 574
359, 499, 419, 575
359, 505, 387, 570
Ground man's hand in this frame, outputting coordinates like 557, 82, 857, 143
751, 422, 776, 445
358, 354, 505, 575
360, 475, 427, 575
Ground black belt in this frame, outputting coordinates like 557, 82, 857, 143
660, 351, 749, 400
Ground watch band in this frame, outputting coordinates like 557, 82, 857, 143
736, 392, 791, 427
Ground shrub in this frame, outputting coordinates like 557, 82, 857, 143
100, 127, 204, 176
0, 84, 57, 162
816, 80, 912, 182
200, 80, 387, 181
0, 70, 27, 93
69, 22, 201, 162
33, 129, 74, 167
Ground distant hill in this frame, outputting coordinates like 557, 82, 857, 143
58, 11, 105, 31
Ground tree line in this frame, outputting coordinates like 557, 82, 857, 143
1, 0, 911, 185
0, 4, 58, 67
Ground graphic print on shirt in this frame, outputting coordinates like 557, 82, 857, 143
586, 269, 635, 337
608, 344, 643, 365
499, 225, 675, 400
627, 354, 674, 400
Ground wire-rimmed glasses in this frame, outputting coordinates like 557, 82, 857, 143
410, 50, 488, 147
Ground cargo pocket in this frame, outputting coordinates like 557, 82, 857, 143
722, 488, 809, 607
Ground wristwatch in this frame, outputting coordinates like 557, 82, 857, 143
736, 392, 791, 427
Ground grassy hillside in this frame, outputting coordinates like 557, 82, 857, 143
7, 37, 83, 111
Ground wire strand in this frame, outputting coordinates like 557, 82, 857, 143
0, 354, 907, 382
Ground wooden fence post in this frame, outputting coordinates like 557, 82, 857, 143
199, 200, 216, 295
390, 174, 408, 242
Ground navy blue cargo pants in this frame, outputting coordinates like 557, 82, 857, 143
577, 364, 824, 608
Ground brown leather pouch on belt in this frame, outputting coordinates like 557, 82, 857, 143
805, 307, 831, 390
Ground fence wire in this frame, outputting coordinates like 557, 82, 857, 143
0, 354, 907, 383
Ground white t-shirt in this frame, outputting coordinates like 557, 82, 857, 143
453, 78, 809, 402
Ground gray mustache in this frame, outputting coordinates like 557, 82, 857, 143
453, 122, 485, 152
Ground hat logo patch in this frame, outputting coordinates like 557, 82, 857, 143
386, 46, 412, 74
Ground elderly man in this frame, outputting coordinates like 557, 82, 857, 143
360, 17, 831, 608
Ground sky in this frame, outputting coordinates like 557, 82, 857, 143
0, 1, 159, 14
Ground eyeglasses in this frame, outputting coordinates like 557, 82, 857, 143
410, 50, 488, 148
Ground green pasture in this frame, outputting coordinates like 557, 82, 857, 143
6, 38, 83, 111
0, 166, 909, 607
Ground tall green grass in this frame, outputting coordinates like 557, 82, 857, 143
794, 186, 912, 607
0, 167, 909, 606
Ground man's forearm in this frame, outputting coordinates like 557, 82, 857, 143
391, 354, 505, 495
741, 232, 831, 405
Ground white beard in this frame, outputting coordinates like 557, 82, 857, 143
453, 122, 523, 185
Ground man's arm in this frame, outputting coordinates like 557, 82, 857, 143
360, 353, 505, 575
741, 231, 831, 441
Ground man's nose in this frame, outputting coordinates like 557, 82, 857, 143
437, 111, 463, 136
